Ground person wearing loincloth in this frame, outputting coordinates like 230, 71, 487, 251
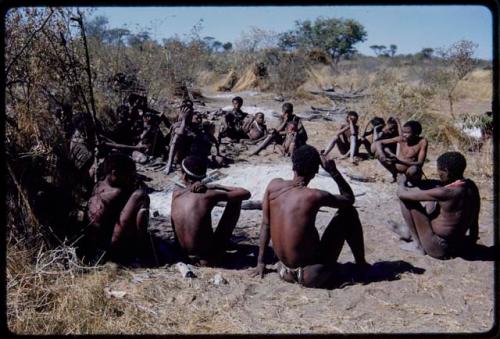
164, 104, 198, 174
84, 152, 151, 265
250, 102, 307, 156
274, 120, 305, 157
240, 112, 268, 145
252, 145, 368, 288
217, 96, 249, 143
321, 111, 361, 164
388, 151, 480, 259
359, 116, 401, 157
170, 156, 251, 266
373, 120, 428, 184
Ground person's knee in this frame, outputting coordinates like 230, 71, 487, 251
406, 166, 422, 182
337, 205, 358, 218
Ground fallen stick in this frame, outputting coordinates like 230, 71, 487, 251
344, 173, 377, 183
215, 200, 262, 210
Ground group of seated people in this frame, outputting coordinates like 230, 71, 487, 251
75, 95, 481, 289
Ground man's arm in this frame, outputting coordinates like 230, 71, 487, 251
318, 156, 355, 208
252, 184, 272, 278
397, 175, 452, 201
374, 136, 401, 160
206, 185, 251, 201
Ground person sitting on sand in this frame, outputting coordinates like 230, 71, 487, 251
388, 151, 480, 259
165, 104, 199, 174
252, 145, 368, 288
321, 111, 361, 164
250, 102, 307, 156
171, 156, 251, 266
276, 120, 305, 157
241, 112, 268, 144
85, 152, 151, 265
111, 105, 134, 146
190, 121, 231, 168
131, 111, 169, 164
217, 96, 249, 143
359, 116, 401, 156
373, 120, 428, 183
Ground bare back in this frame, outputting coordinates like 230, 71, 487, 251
431, 179, 480, 239
171, 188, 218, 254
266, 179, 326, 267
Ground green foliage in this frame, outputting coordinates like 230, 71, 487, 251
278, 17, 367, 63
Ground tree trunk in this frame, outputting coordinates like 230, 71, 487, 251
448, 93, 456, 120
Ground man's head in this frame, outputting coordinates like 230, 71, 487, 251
292, 145, 321, 181
282, 102, 293, 115
191, 112, 203, 125
103, 152, 136, 188
370, 116, 385, 128
402, 120, 422, 142
181, 156, 207, 183
385, 117, 398, 134
255, 112, 265, 125
232, 96, 243, 110
346, 111, 359, 124
182, 99, 194, 109
437, 151, 466, 183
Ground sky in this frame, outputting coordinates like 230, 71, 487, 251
90, 5, 493, 60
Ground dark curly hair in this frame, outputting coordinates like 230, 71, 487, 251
403, 120, 422, 136
232, 96, 243, 106
292, 145, 321, 177
103, 152, 136, 176
282, 102, 294, 114
437, 152, 467, 179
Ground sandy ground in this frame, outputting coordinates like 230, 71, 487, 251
105, 91, 495, 334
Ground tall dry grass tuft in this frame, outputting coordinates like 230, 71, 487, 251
7, 240, 150, 334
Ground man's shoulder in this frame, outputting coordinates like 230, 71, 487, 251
266, 177, 288, 190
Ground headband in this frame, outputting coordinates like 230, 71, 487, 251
181, 159, 206, 180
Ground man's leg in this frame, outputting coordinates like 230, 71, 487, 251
109, 189, 150, 263
375, 148, 399, 182
165, 134, 179, 174
405, 165, 423, 185
349, 135, 358, 162
320, 206, 367, 265
302, 206, 367, 288
398, 200, 449, 258
213, 200, 242, 252
250, 133, 276, 156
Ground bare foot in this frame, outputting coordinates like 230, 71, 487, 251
399, 241, 425, 255
387, 220, 412, 241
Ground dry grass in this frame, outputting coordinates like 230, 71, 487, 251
454, 69, 493, 102
7, 242, 147, 335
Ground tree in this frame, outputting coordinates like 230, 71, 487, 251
421, 47, 434, 59
389, 44, 397, 57
86, 15, 109, 41
433, 40, 478, 118
370, 45, 384, 56
278, 17, 367, 64
222, 42, 232, 51
127, 31, 151, 49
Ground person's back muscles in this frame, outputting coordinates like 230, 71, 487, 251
252, 145, 367, 288
171, 156, 251, 265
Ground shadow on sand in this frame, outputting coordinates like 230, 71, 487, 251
457, 243, 497, 262
321, 260, 425, 289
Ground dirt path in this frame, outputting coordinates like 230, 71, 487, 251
107, 92, 494, 334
